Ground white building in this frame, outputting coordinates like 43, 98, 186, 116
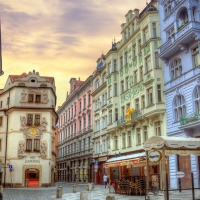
158, 0, 200, 189
0, 70, 58, 187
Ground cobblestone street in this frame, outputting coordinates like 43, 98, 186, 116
3, 182, 200, 200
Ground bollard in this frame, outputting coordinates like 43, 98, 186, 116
92, 182, 94, 189
85, 184, 89, 191
80, 191, 91, 200
73, 185, 76, 193
106, 196, 115, 200
56, 187, 62, 198
59, 186, 63, 195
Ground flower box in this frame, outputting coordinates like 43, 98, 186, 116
25, 149, 32, 152
33, 149, 40, 153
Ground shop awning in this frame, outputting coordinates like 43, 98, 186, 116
104, 152, 146, 168
143, 136, 200, 151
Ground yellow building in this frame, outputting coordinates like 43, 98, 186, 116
104, 0, 166, 181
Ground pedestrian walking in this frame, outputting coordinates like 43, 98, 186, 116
103, 174, 107, 188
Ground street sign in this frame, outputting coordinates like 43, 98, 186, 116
94, 160, 98, 165
9, 164, 13, 169
9, 168, 12, 172
94, 165, 98, 170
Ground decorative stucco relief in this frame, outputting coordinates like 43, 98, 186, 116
20, 116, 48, 137
18, 140, 25, 158
40, 141, 47, 159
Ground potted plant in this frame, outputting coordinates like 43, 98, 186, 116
25, 149, 31, 152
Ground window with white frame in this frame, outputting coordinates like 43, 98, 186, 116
109, 110, 112, 124
174, 95, 186, 121
140, 66, 143, 81
95, 79, 100, 89
145, 56, 151, 72
121, 80, 124, 93
127, 131, 132, 147
115, 108, 118, 121
134, 70, 138, 85
171, 58, 182, 79
143, 126, 148, 141
122, 133, 126, 148
102, 72, 106, 83
155, 121, 161, 136
135, 98, 139, 110
114, 136, 118, 150
194, 86, 200, 114
114, 60, 117, 71
152, 23, 157, 38
108, 86, 112, 98
164, 1, 172, 18
143, 27, 149, 43
120, 56, 123, 68
141, 95, 145, 108
125, 77, 129, 90
147, 87, 153, 105
102, 94, 105, 105
136, 128, 141, 145
125, 52, 128, 65
138, 40, 141, 53
133, 45, 136, 57
157, 85, 162, 103
155, 52, 159, 68
108, 63, 112, 74
192, 46, 200, 68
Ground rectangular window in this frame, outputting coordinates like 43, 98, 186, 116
140, 66, 143, 81
134, 70, 138, 85
34, 114, 40, 125
28, 94, 34, 102
138, 40, 141, 53
135, 98, 139, 110
125, 52, 128, 65
79, 102, 82, 112
143, 27, 149, 43
83, 139, 85, 150
26, 139, 32, 151
79, 120, 82, 131
143, 126, 148, 141
88, 114, 91, 126
164, 1, 172, 18
108, 62, 111, 74
115, 108, 118, 121
136, 128, 141, 145
133, 45, 136, 57
167, 27, 174, 40
155, 121, 161, 136
120, 56, 123, 68
108, 86, 112, 98
125, 77, 129, 90
34, 139, 40, 151
122, 106, 125, 117
114, 136, 118, 150
192, 46, 200, 68
153, 23, 157, 38
121, 80, 124, 93
114, 60, 117, 72
141, 95, 145, 109
128, 131, 132, 147
84, 98, 86, 109
155, 52, 159, 68
88, 94, 91, 105
147, 87, 153, 105
145, 56, 151, 72
0, 117, 2, 126
114, 83, 118, 96
27, 114, 33, 125
35, 95, 41, 103
79, 141, 81, 151
122, 133, 126, 148
109, 110, 112, 124
157, 85, 162, 102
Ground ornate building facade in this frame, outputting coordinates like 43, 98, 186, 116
57, 76, 93, 183
103, 0, 166, 181
158, 0, 200, 189
0, 70, 57, 187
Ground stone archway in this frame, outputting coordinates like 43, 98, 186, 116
22, 165, 42, 187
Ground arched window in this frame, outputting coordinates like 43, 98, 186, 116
95, 79, 100, 89
194, 86, 200, 114
170, 58, 182, 79
102, 73, 106, 83
174, 95, 186, 121
177, 7, 188, 27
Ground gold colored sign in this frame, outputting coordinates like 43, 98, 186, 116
148, 150, 162, 162
125, 106, 135, 122
30, 125, 37, 135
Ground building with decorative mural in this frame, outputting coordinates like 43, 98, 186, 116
103, 0, 166, 181
0, 70, 58, 187
158, 0, 200, 189
57, 76, 93, 183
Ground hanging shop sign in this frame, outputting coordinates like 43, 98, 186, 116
148, 151, 162, 162
175, 171, 185, 178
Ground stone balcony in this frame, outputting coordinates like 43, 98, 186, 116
158, 21, 200, 60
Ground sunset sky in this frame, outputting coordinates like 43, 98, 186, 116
0, 0, 146, 107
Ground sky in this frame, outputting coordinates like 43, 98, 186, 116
0, 0, 146, 107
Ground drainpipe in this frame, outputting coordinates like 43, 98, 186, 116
3, 89, 10, 188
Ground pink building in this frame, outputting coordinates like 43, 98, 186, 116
57, 76, 93, 183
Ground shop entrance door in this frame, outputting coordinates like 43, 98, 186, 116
25, 169, 39, 187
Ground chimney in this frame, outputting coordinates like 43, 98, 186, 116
133, 9, 139, 17
0, 19, 4, 76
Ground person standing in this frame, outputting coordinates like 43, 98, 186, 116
103, 174, 107, 188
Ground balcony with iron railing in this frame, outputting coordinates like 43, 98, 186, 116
180, 112, 200, 126
117, 110, 142, 126
159, 21, 200, 59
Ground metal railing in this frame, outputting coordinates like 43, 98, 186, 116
180, 112, 200, 126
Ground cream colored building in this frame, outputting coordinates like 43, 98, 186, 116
0, 70, 58, 187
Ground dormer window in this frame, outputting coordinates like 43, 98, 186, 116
31, 79, 36, 83
35, 95, 41, 103
18, 83, 25, 87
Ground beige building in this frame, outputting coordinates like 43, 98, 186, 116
0, 70, 58, 187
